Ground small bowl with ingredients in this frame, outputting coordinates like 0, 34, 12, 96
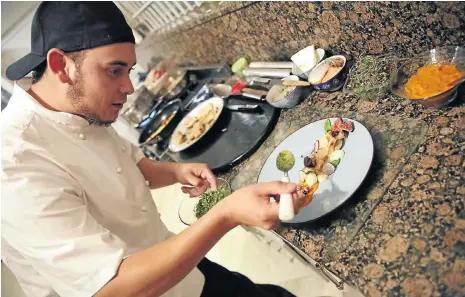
308, 55, 347, 92
266, 83, 303, 109
343, 55, 395, 101
178, 178, 232, 226
390, 46, 465, 108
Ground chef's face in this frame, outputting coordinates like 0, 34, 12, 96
67, 43, 136, 126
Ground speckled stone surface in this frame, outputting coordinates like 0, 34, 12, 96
142, 2, 465, 296
220, 89, 465, 297
141, 2, 465, 66
229, 106, 428, 258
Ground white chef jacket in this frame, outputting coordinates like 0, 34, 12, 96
1, 81, 205, 297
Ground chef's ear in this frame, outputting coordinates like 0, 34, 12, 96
46, 48, 70, 84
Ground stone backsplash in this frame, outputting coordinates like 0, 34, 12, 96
137, 1, 464, 68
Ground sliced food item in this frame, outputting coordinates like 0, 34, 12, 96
317, 173, 328, 183
329, 150, 345, 161
305, 172, 318, 187
324, 119, 331, 133
335, 139, 344, 150
330, 159, 341, 167
322, 163, 335, 175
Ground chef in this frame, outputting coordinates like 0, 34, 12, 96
1, 2, 298, 297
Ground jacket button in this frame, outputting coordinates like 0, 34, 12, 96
79, 134, 86, 140
141, 206, 147, 212
116, 167, 122, 174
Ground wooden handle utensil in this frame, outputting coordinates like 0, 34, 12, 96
282, 80, 311, 86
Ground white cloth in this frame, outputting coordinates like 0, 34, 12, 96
1, 81, 205, 297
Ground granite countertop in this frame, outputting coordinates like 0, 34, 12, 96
141, 2, 465, 295
220, 86, 464, 297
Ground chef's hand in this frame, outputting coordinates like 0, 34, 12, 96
215, 181, 298, 230
174, 163, 217, 197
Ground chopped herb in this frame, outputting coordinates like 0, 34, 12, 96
344, 55, 393, 100
194, 186, 230, 219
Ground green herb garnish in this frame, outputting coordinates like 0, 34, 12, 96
194, 186, 230, 219
324, 119, 331, 133
345, 55, 392, 100
330, 159, 341, 166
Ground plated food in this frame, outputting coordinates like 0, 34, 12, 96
258, 118, 373, 223
294, 117, 354, 209
169, 97, 224, 152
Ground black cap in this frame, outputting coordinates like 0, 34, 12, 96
6, 1, 135, 81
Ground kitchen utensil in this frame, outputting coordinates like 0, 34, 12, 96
243, 68, 292, 78
266, 84, 303, 109
138, 99, 184, 146
248, 61, 294, 69
210, 84, 268, 101
169, 97, 225, 153
241, 88, 269, 96
282, 80, 311, 86
276, 150, 296, 221
210, 84, 232, 98
308, 55, 347, 92
231, 81, 248, 94
169, 95, 280, 173
178, 178, 232, 226
226, 104, 261, 112
258, 118, 374, 223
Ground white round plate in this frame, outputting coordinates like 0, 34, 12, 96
257, 118, 374, 223
169, 96, 224, 152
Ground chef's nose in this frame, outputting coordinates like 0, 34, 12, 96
120, 74, 134, 95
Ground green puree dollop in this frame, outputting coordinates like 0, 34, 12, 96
276, 150, 295, 172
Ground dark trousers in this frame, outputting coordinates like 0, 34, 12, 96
197, 257, 296, 297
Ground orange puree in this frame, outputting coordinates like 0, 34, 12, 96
404, 64, 462, 99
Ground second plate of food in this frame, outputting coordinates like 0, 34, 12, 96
169, 97, 224, 152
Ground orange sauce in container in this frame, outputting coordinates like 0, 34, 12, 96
404, 64, 462, 99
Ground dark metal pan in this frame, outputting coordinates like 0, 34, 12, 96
138, 99, 184, 146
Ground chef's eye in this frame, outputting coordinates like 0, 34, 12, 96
108, 68, 123, 77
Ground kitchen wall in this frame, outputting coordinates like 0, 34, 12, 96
137, 1, 465, 68
1, 1, 39, 94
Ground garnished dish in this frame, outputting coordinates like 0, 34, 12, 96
169, 97, 224, 152
296, 117, 354, 209
404, 64, 463, 99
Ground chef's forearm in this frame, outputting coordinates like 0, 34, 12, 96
137, 158, 180, 189
93, 203, 236, 297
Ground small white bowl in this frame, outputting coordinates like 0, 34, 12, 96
291, 48, 326, 79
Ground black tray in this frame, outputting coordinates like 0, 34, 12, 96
169, 95, 280, 173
